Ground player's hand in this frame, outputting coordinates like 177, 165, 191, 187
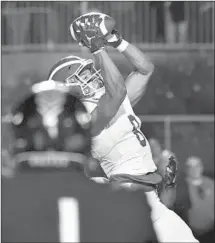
164, 156, 178, 188
105, 29, 123, 48
70, 13, 115, 53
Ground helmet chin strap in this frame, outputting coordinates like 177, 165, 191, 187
82, 87, 105, 114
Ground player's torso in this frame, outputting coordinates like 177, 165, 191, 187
89, 95, 157, 177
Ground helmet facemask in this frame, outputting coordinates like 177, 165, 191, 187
65, 59, 104, 98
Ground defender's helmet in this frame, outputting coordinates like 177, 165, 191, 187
48, 56, 105, 98
10, 80, 91, 170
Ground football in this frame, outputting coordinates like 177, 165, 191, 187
70, 12, 116, 41
98, 13, 116, 37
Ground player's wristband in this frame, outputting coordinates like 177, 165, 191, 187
92, 47, 105, 55
116, 40, 129, 52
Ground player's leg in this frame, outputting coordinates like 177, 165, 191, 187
153, 208, 198, 242
144, 191, 199, 243
109, 175, 198, 243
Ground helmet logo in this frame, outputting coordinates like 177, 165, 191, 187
35, 90, 66, 139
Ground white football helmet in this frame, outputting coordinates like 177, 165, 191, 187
48, 55, 105, 99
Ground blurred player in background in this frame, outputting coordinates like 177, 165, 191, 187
185, 156, 214, 239
48, 13, 198, 242
2, 80, 157, 243
148, 138, 163, 165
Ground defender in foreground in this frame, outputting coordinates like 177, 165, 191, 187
2, 80, 157, 243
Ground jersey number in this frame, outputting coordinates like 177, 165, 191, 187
58, 197, 80, 243
128, 115, 146, 147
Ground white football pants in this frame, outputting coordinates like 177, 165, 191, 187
144, 190, 198, 243
91, 177, 199, 243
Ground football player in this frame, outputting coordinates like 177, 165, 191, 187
2, 80, 158, 243
48, 13, 198, 242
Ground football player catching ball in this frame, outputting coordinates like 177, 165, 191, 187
48, 12, 198, 243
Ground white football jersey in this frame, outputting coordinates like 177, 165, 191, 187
89, 95, 157, 178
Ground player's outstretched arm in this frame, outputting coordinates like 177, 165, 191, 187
123, 43, 154, 107
106, 31, 154, 107
70, 13, 126, 136
91, 49, 127, 136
